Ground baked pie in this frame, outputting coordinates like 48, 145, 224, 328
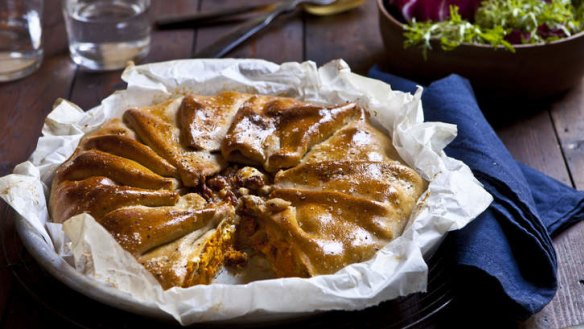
49, 92, 426, 289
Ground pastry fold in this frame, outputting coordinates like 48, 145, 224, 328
49, 92, 426, 288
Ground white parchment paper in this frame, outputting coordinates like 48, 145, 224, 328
0, 59, 492, 325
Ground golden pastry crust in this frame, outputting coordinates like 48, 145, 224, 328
49, 92, 426, 288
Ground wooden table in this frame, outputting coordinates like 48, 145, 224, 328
1, 0, 583, 328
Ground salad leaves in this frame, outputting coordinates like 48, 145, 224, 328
396, 0, 584, 55
404, 6, 514, 58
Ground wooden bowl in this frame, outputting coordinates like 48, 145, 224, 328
377, 0, 584, 98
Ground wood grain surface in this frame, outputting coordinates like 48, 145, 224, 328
195, 0, 303, 61
305, 0, 385, 73
530, 80, 584, 329
0, 0, 583, 328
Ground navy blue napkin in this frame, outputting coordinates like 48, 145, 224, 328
368, 67, 584, 321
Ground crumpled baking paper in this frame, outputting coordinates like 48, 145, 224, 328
0, 59, 492, 325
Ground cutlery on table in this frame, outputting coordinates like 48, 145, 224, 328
155, 0, 365, 58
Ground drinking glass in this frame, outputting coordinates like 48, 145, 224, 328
62, 0, 151, 71
0, 0, 43, 82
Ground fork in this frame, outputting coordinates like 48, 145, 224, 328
193, 0, 336, 59
156, 4, 272, 30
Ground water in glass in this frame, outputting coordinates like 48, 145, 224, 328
63, 0, 151, 71
0, 0, 43, 81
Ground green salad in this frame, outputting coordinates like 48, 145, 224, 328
399, 0, 584, 56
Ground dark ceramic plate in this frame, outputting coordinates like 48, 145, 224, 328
377, 0, 584, 98
2, 207, 453, 329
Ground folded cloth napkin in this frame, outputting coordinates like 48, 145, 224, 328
368, 67, 584, 322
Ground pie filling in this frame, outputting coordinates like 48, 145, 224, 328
49, 92, 427, 289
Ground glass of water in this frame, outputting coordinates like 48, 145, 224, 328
0, 0, 43, 82
62, 0, 151, 71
